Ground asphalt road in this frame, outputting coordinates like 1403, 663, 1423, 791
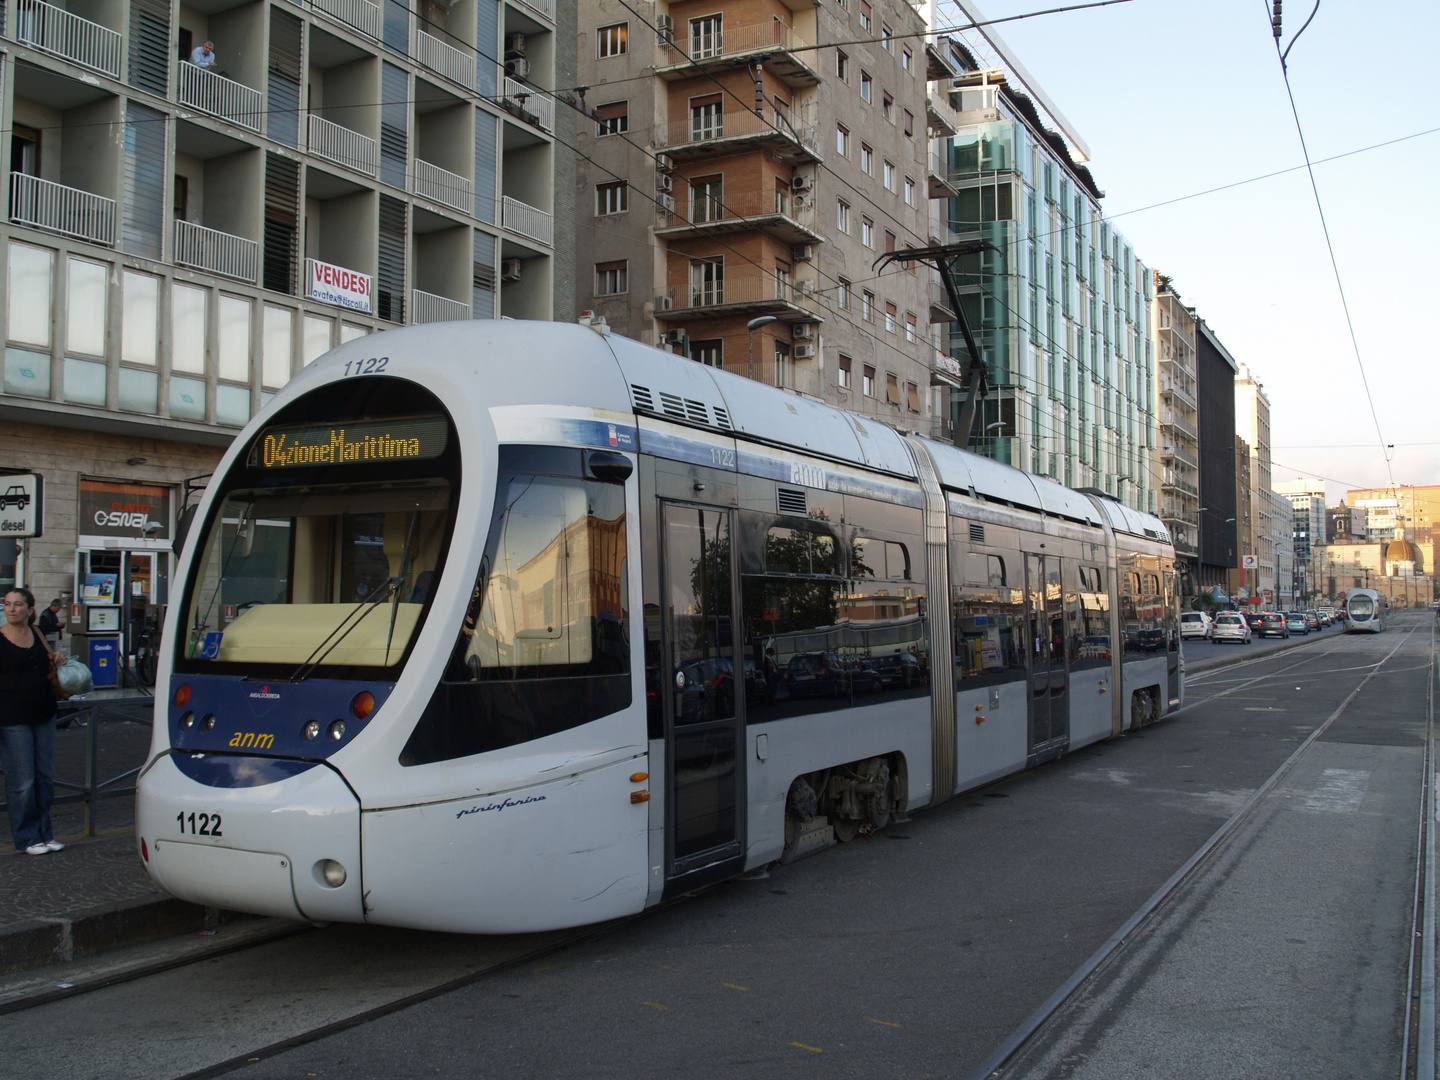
3, 616, 1431, 1080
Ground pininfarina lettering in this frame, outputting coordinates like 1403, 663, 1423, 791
455, 794, 547, 819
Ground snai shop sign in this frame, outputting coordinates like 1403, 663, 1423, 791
307, 259, 373, 314
79, 480, 171, 541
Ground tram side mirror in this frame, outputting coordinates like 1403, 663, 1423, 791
173, 504, 200, 556
585, 450, 633, 483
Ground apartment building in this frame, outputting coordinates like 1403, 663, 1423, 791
1194, 317, 1237, 595
1234, 360, 1275, 605
1347, 484, 1440, 578
942, 43, 1155, 508
573, 0, 956, 432
1151, 275, 1197, 568
0, 0, 568, 610
1275, 478, 1325, 599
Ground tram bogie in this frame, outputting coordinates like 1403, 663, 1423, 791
136, 320, 1182, 934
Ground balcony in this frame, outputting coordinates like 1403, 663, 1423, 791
657, 107, 821, 164
9, 173, 115, 246
655, 188, 822, 245
412, 289, 470, 324
928, 145, 958, 199
414, 28, 475, 89
176, 62, 262, 132
929, 280, 956, 322
926, 89, 958, 137
1158, 375, 1197, 411
413, 159, 472, 213
511, 0, 553, 23
16, 0, 121, 78
1159, 411, 1197, 439
500, 195, 552, 246
174, 220, 259, 283
311, 0, 381, 39
308, 114, 378, 177
659, 22, 820, 87
1161, 444, 1198, 470
663, 271, 816, 323
503, 77, 553, 133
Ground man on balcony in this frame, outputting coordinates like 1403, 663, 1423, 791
189, 40, 217, 70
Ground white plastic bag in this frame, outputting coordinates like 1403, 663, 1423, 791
56, 656, 94, 697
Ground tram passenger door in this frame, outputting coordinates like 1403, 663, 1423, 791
659, 503, 743, 883
1026, 553, 1069, 760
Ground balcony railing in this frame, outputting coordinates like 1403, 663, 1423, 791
415, 28, 475, 87
668, 272, 811, 311
512, 0, 553, 23
412, 289, 470, 324
308, 114, 379, 177
174, 220, 259, 283
664, 21, 812, 65
663, 188, 817, 231
310, 0, 381, 38
503, 78, 553, 132
176, 62, 262, 132
17, 0, 121, 78
9, 172, 115, 246
413, 159, 472, 213
658, 107, 819, 156
500, 196, 552, 246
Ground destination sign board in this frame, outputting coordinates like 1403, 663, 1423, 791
249, 417, 448, 470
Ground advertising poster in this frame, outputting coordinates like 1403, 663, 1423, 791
83, 573, 117, 603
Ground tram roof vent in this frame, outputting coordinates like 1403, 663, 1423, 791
713, 405, 734, 430
969, 523, 985, 544
631, 384, 656, 413
778, 488, 808, 516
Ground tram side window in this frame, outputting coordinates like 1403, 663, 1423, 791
1075, 564, 1109, 669
765, 525, 837, 576
854, 537, 911, 580
951, 545, 1025, 685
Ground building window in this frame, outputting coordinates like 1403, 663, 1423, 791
691, 175, 723, 222
690, 14, 722, 58
863, 364, 875, 396
837, 277, 851, 309
905, 313, 917, 342
884, 230, 896, 253
859, 144, 873, 174
836, 124, 849, 156
902, 47, 913, 72
595, 261, 628, 295
903, 109, 914, 137
904, 177, 915, 205
861, 216, 873, 247
598, 23, 627, 57
883, 160, 895, 190
880, 23, 892, 49
882, 93, 893, 122
860, 71, 871, 102
859, 0, 871, 30
885, 372, 900, 405
690, 94, 723, 140
836, 49, 848, 80
906, 380, 921, 412
692, 338, 723, 367
837, 199, 851, 232
861, 291, 874, 322
690, 257, 723, 306
596, 181, 628, 215
884, 301, 897, 333
597, 101, 628, 137
838, 354, 852, 388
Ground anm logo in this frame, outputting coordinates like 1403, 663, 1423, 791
229, 732, 276, 749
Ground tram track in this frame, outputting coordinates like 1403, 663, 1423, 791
968, 623, 1422, 1080
1400, 614, 1437, 1079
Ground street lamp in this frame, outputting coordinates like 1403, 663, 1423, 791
747, 315, 778, 383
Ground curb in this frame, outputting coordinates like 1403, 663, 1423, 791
0, 894, 242, 975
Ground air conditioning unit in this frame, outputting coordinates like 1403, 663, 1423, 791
796, 279, 816, 296
793, 343, 816, 360
654, 153, 675, 172
656, 173, 673, 193
658, 193, 676, 213
655, 294, 674, 311
663, 329, 687, 345
791, 243, 814, 262
792, 322, 815, 341
500, 258, 523, 282
505, 32, 526, 56
505, 56, 530, 79
656, 13, 674, 43
791, 174, 814, 193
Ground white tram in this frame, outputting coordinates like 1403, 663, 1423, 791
136, 321, 1180, 934
1344, 588, 1387, 633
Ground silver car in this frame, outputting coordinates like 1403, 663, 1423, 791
1211, 612, 1252, 644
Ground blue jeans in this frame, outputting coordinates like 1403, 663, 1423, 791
0, 720, 56, 851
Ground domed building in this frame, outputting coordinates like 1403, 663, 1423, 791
1385, 538, 1424, 577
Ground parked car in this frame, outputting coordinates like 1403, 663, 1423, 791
1285, 612, 1310, 635
1259, 612, 1290, 639
1211, 612, 1253, 644
1179, 611, 1213, 640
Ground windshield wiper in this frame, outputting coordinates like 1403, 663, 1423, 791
383, 508, 421, 667
286, 579, 401, 683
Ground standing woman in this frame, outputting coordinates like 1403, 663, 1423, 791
0, 588, 63, 855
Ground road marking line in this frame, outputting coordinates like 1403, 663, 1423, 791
867, 1017, 900, 1027
790, 1042, 823, 1052
640, 1001, 669, 1010
722, 982, 749, 991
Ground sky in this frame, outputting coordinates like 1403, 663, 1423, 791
933, 0, 1439, 504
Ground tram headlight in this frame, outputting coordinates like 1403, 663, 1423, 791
350, 691, 375, 720
200, 713, 216, 732
178, 711, 195, 731
314, 859, 347, 888
301, 720, 321, 741
327, 719, 346, 741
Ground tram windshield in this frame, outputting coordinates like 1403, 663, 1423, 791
1348, 595, 1374, 617
181, 478, 453, 673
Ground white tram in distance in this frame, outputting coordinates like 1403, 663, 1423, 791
1344, 588, 1388, 633
136, 321, 1181, 934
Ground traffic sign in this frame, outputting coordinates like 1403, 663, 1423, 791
0, 474, 43, 538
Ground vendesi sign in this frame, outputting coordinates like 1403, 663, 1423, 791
0, 474, 43, 538
307, 259, 373, 314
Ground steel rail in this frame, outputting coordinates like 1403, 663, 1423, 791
965, 624, 1418, 1080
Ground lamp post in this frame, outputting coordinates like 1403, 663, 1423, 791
747, 315, 778, 384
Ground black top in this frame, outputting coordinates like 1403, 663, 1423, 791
38, 608, 62, 638
0, 630, 55, 726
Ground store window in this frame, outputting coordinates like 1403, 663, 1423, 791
67, 258, 107, 357
122, 272, 159, 366
8, 243, 52, 348
171, 283, 207, 374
